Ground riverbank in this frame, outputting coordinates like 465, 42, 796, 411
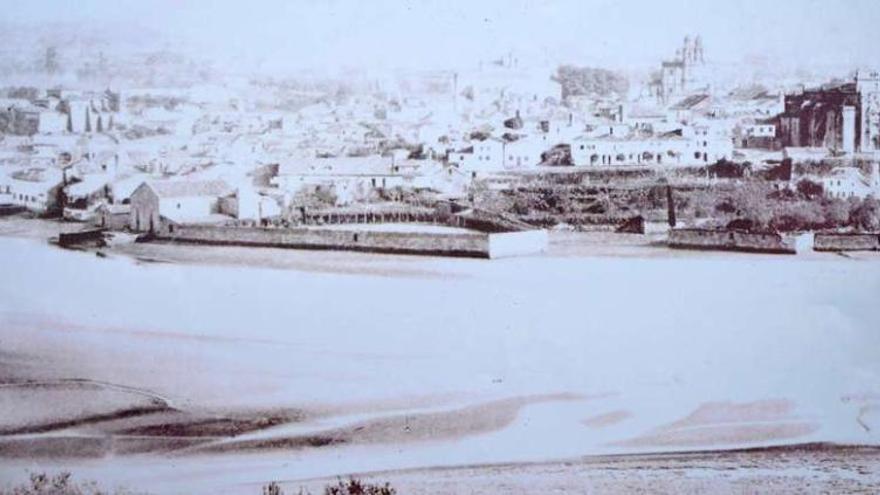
2, 217, 877, 278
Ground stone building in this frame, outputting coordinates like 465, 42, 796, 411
649, 35, 708, 104
779, 70, 880, 154
129, 179, 232, 233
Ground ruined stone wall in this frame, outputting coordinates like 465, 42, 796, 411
814, 233, 880, 251
158, 224, 492, 258
668, 229, 796, 254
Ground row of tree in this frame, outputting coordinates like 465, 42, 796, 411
551, 65, 629, 100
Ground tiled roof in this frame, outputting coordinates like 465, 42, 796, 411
146, 179, 232, 198
670, 94, 711, 110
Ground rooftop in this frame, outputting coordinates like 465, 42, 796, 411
670, 94, 711, 111
146, 179, 233, 198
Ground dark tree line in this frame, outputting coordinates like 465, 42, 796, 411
552, 65, 629, 100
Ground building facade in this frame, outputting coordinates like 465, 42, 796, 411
779, 71, 880, 154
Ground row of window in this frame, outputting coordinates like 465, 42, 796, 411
746, 126, 775, 134
12, 193, 42, 203
828, 190, 858, 198
587, 151, 710, 163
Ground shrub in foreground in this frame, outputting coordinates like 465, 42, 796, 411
1, 472, 143, 495
262, 478, 396, 495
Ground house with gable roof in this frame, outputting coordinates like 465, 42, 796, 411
129, 179, 233, 232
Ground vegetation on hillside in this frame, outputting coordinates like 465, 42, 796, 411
470, 171, 880, 233
552, 65, 629, 100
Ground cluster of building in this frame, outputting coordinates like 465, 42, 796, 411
1, 35, 879, 236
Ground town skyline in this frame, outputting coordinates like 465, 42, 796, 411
2, 1, 880, 493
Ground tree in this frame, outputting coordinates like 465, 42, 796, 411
65, 110, 73, 133
552, 65, 629, 100
96, 115, 103, 133
851, 196, 880, 231
824, 199, 851, 228
796, 179, 824, 200
84, 107, 92, 133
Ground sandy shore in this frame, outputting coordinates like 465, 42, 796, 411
289, 444, 880, 495
1, 217, 879, 492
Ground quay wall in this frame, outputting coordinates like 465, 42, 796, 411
58, 228, 107, 247
814, 233, 880, 251
668, 228, 796, 254
158, 224, 491, 258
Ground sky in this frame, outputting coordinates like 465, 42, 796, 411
3, 0, 880, 73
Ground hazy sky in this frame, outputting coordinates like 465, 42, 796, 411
4, 0, 880, 72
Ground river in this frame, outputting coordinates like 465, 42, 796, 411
1, 232, 879, 493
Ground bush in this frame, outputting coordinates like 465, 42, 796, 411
795, 179, 824, 200
1, 472, 143, 495
851, 196, 880, 231
323, 478, 396, 495
824, 199, 851, 228
260, 478, 396, 495
708, 160, 749, 179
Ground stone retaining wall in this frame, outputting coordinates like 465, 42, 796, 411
156, 224, 547, 259
669, 228, 796, 254
814, 233, 880, 251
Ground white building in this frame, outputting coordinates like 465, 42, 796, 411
820, 164, 880, 199
229, 186, 282, 222
448, 137, 506, 174
0, 168, 65, 214
571, 127, 733, 167
448, 137, 546, 175
129, 179, 233, 232
502, 138, 545, 169
273, 156, 422, 206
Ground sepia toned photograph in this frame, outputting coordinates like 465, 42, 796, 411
0, 0, 879, 493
